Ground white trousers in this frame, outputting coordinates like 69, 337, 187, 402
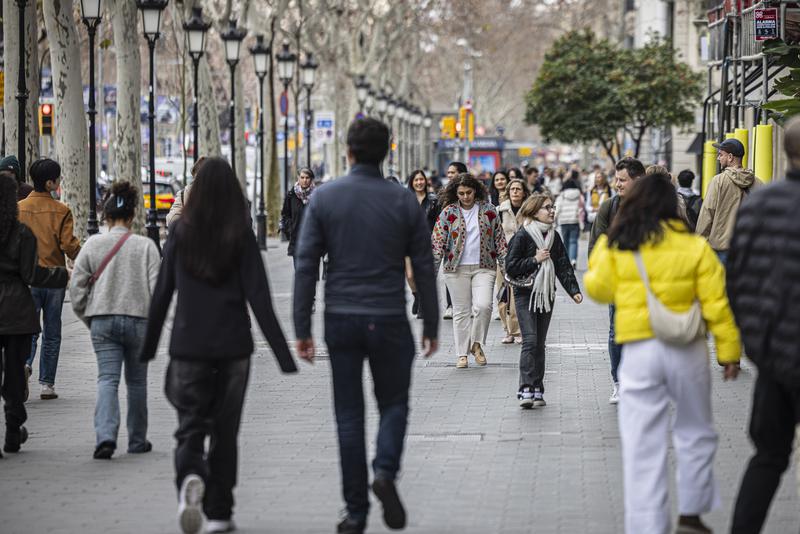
619, 338, 720, 534
444, 265, 495, 357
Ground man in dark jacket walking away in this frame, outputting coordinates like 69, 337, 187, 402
728, 118, 800, 533
587, 156, 645, 405
294, 118, 439, 534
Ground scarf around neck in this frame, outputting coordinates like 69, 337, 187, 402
524, 220, 556, 312
294, 182, 315, 205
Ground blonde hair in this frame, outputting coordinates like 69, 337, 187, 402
517, 192, 553, 225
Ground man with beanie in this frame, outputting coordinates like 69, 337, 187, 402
0, 156, 32, 201
696, 138, 762, 265
728, 117, 800, 533
18, 158, 81, 400
293, 118, 439, 534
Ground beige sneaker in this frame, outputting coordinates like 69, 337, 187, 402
456, 356, 468, 369
471, 342, 487, 366
40, 384, 58, 400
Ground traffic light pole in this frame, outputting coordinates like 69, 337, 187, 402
16, 0, 29, 183
86, 21, 100, 235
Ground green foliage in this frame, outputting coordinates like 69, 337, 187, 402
525, 30, 703, 162
762, 39, 800, 123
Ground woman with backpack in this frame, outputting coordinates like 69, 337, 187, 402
0, 172, 67, 456
140, 157, 297, 534
70, 182, 161, 459
505, 193, 582, 409
584, 173, 740, 534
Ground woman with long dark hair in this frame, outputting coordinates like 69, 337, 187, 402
584, 173, 740, 534
432, 173, 507, 368
281, 167, 316, 264
406, 169, 438, 317
489, 169, 509, 206
439, 161, 469, 319
505, 193, 581, 408
0, 171, 66, 456
70, 182, 161, 460
140, 157, 297, 534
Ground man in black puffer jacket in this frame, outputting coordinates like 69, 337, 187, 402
728, 117, 800, 533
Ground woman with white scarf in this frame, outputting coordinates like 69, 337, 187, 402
281, 167, 316, 267
505, 193, 582, 408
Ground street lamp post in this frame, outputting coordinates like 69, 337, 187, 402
423, 111, 432, 169
365, 89, 375, 117
276, 41, 296, 195
136, 0, 168, 250
375, 89, 387, 122
354, 75, 369, 113
386, 98, 397, 175
300, 52, 318, 168
250, 34, 270, 250
397, 100, 407, 178
15, 0, 29, 182
183, 6, 210, 166
80, 0, 102, 236
221, 19, 246, 178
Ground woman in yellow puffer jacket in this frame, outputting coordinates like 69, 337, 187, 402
584, 173, 740, 534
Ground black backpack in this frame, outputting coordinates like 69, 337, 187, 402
680, 192, 702, 230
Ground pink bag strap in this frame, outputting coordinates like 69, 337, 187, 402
88, 232, 132, 287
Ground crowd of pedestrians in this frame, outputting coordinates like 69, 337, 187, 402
1, 114, 799, 534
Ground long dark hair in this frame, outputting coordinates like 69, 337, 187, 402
438, 172, 488, 207
607, 173, 684, 251
177, 157, 249, 284
406, 169, 427, 192
489, 169, 508, 204
0, 171, 19, 246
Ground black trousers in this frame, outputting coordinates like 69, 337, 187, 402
732, 371, 800, 533
165, 357, 250, 521
514, 290, 553, 392
1, 334, 29, 431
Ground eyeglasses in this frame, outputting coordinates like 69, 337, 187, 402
540, 204, 555, 212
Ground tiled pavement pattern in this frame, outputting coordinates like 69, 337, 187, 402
1, 237, 797, 534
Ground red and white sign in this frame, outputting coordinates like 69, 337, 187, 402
754, 8, 779, 41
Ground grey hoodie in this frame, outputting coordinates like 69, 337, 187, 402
696, 166, 762, 251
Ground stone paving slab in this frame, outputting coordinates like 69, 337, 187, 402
0, 237, 797, 534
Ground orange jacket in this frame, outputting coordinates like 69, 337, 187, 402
18, 192, 81, 267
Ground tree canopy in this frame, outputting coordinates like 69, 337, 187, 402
525, 30, 703, 164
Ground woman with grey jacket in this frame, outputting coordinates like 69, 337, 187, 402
70, 182, 161, 460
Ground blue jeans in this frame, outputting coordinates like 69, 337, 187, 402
27, 287, 66, 386
560, 224, 580, 263
90, 316, 149, 452
609, 305, 623, 384
324, 313, 415, 522
716, 250, 728, 268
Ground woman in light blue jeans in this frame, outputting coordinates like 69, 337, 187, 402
70, 182, 161, 459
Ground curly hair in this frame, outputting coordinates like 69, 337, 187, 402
0, 171, 19, 246
438, 172, 488, 207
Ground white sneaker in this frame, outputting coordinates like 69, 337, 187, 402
443, 307, 453, 320
609, 383, 619, 405
40, 384, 58, 400
178, 474, 205, 534
206, 519, 236, 533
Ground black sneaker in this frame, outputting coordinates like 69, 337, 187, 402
337, 517, 366, 534
518, 387, 534, 409
93, 441, 116, 459
533, 388, 546, 408
4, 426, 28, 453
372, 478, 406, 530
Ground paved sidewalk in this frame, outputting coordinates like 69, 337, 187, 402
0, 238, 797, 533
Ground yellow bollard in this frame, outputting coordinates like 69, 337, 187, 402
735, 128, 750, 168
702, 140, 718, 198
754, 124, 773, 183
725, 132, 735, 139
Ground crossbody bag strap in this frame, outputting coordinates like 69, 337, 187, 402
632, 251, 654, 294
88, 232, 132, 287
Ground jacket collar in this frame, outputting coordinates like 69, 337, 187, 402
348, 163, 383, 178
28, 191, 53, 199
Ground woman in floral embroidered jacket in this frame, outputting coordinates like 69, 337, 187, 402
432, 173, 507, 369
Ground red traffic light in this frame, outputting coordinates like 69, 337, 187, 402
41, 104, 52, 115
